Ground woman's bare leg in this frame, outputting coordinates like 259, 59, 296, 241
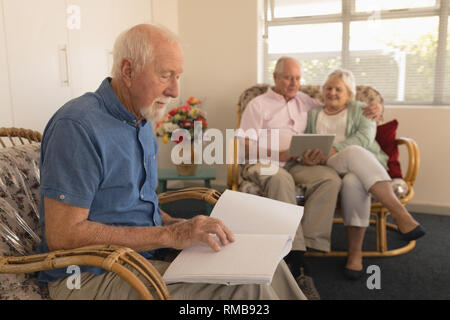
369, 181, 419, 234
345, 226, 366, 271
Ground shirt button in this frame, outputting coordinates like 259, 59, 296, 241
153, 155, 156, 160
122, 120, 126, 124
59, 194, 65, 200
140, 194, 144, 199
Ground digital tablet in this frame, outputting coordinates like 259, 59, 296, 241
288, 134, 336, 158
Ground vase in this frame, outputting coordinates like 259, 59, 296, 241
176, 163, 197, 176
176, 143, 197, 176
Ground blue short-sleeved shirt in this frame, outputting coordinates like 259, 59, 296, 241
37, 78, 162, 284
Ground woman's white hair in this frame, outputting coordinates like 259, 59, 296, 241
322, 68, 357, 102
111, 24, 181, 78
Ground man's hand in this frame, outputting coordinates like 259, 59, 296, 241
165, 215, 235, 252
302, 149, 326, 166
279, 149, 296, 163
362, 103, 383, 122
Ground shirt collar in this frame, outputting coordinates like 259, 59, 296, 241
97, 77, 139, 125
267, 87, 299, 104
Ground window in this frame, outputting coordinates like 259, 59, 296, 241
355, 0, 437, 12
263, 0, 450, 105
268, 23, 342, 84
273, 0, 341, 18
444, 16, 450, 102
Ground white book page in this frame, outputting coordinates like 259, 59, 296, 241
210, 190, 303, 238
163, 234, 290, 285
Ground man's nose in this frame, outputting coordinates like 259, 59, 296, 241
164, 78, 179, 98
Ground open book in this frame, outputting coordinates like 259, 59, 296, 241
162, 190, 303, 285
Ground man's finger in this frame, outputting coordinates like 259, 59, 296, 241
220, 222, 235, 243
204, 234, 221, 252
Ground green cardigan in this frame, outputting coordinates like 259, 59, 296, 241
306, 100, 389, 170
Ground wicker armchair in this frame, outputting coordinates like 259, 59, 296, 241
227, 85, 420, 258
0, 127, 220, 300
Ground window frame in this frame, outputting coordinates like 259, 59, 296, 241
264, 0, 449, 105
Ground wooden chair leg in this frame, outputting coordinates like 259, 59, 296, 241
376, 210, 388, 253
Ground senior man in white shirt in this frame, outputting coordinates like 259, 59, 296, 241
239, 57, 381, 299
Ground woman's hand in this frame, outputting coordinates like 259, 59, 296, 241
302, 149, 326, 166
303, 148, 338, 165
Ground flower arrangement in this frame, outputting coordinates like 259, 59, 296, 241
156, 97, 207, 144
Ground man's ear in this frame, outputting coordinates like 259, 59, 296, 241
121, 58, 134, 87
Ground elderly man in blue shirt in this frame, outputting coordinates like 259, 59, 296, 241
36, 24, 305, 300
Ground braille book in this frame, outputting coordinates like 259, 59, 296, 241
163, 190, 303, 285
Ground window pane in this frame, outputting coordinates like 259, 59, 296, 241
267, 23, 342, 85
355, 0, 436, 12
268, 23, 342, 54
444, 17, 450, 104
350, 17, 439, 103
273, 0, 341, 18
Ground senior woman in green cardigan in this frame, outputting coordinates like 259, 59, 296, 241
305, 69, 425, 280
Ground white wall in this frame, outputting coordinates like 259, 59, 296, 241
0, 0, 13, 127
151, 0, 178, 33
384, 107, 450, 215
159, 0, 262, 188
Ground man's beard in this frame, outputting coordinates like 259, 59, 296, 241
140, 98, 170, 128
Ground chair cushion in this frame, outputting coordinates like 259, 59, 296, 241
0, 143, 46, 300
0, 274, 46, 300
375, 119, 403, 179
0, 143, 41, 256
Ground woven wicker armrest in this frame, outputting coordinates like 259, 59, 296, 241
396, 137, 420, 187
158, 187, 221, 206
0, 245, 170, 300
0, 127, 42, 148
371, 137, 419, 210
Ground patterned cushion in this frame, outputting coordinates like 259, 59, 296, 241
0, 143, 48, 300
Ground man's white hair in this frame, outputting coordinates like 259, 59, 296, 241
111, 24, 181, 78
322, 68, 357, 102
273, 56, 302, 75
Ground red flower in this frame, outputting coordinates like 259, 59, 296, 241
168, 108, 178, 117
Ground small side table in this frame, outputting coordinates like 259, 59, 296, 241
157, 168, 217, 193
